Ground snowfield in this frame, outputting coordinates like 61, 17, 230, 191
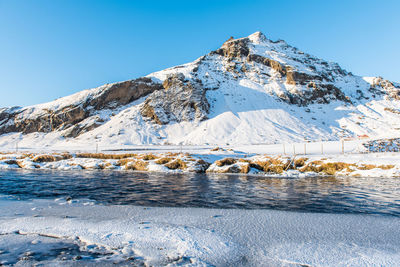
0, 197, 399, 266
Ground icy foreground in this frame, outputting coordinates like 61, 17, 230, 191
0, 197, 399, 266
0, 32, 399, 149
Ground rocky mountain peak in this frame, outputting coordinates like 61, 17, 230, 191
0, 32, 399, 146
247, 31, 268, 44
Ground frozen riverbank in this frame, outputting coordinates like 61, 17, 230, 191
1, 148, 400, 177
0, 197, 399, 266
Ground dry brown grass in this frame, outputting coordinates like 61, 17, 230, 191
300, 161, 354, 175
239, 163, 250, 173
102, 162, 115, 169
211, 147, 225, 152
378, 164, 395, 170
299, 160, 323, 173
32, 155, 58, 163
76, 153, 137, 160
133, 161, 149, 171
165, 152, 179, 157
32, 153, 72, 163
60, 153, 73, 160
140, 154, 158, 161
294, 157, 308, 168
357, 164, 394, 170
358, 164, 377, 170
250, 157, 291, 174
117, 159, 130, 166
15, 160, 28, 169
165, 159, 187, 170
155, 157, 173, 164
215, 158, 236, 167
119, 160, 149, 171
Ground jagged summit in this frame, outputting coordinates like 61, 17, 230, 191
247, 31, 268, 43
0, 32, 399, 148
224, 31, 269, 45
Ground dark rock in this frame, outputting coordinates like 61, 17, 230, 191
209, 37, 250, 60
140, 74, 209, 124
286, 68, 322, 85
0, 78, 163, 137
88, 77, 163, 110
247, 54, 286, 76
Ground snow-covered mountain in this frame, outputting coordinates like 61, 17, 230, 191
1, 32, 400, 148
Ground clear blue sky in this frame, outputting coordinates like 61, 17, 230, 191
1, 0, 399, 107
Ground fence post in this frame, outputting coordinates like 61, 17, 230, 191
96, 143, 98, 154
304, 143, 306, 155
293, 144, 296, 155
283, 144, 286, 155
341, 139, 344, 154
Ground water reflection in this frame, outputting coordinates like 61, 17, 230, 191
0, 169, 399, 216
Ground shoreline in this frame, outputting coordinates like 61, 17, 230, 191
1, 150, 399, 178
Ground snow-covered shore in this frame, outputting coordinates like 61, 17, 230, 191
1, 148, 400, 177
0, 197, 399, 266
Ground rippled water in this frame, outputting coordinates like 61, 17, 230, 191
0, 169, 399, 216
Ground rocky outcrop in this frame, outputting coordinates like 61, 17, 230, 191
140, 73, 209, 124
0, 77, 163, 136
285, 68, 323, 85
369, 77, 400, 100
210, 37, 250, 60
247, 54, 286, 76
281, 84, 351, 105
207, 34, 353, 106
0, 105, 88, 134
88, 77, 163, 109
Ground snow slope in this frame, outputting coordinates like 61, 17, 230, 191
0, 32, 399, 149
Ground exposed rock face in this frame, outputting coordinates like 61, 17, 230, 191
89, 77, 163, 109
247, 54, 286, 76
210, 37, 250, 60
206, 33, 353, 106
369, 77, 400, 100
0, 105, 88, 134
140, 73, 209, 124
0, 77, 163, 136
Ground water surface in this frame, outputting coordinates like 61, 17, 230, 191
0, 169, 399, 216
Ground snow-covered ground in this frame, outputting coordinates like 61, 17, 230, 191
0, 196, 399, 266
0, 138, 389, 156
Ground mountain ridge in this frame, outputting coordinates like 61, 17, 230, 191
0, 32, 399, 148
